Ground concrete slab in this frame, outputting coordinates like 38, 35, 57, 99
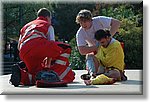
0, 70, 143, 95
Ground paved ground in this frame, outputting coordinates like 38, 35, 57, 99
0, 70, 143, 95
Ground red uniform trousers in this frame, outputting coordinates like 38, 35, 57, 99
19, 37, 63, 85
50, 48, 75, 83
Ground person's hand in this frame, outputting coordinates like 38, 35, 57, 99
84, 80, 92, 85
42, 57, 51, 69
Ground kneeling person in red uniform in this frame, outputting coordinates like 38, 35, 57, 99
9, 8, 75, 87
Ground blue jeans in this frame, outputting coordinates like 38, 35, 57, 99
86, 55, 95, 74
86, 55, 105, 75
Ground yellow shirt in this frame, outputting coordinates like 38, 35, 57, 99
95, 39, 125, 71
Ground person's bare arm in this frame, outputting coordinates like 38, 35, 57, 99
110, 18, 121, 36
78, 46, 98, 55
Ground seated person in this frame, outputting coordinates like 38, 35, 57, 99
83, 29, 127, 85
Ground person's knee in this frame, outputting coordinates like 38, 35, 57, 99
86, 54, 94, 59
105, 70, 121, 80
97, 66, 105, 74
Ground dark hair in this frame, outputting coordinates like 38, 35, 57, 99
94, 29, 111, 41
37, 8, 51, 17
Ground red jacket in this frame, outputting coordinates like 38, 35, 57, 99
19, 16, 50, 47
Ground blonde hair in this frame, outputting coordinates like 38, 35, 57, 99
76, 9, 92, 24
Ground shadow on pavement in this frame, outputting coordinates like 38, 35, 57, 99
120, 80, 142, 85
36, 84, 98, 89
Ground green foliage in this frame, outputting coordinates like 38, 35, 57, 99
3, 3, 53, 39
118, 19, 143, 68
69, 3, 143, 69
51, 3, 95, 41
3, 2, 143, 69
109, 4, 143, 69
69, 38, 85, 70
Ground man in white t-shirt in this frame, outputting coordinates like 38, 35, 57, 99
75, 9, 121, 78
